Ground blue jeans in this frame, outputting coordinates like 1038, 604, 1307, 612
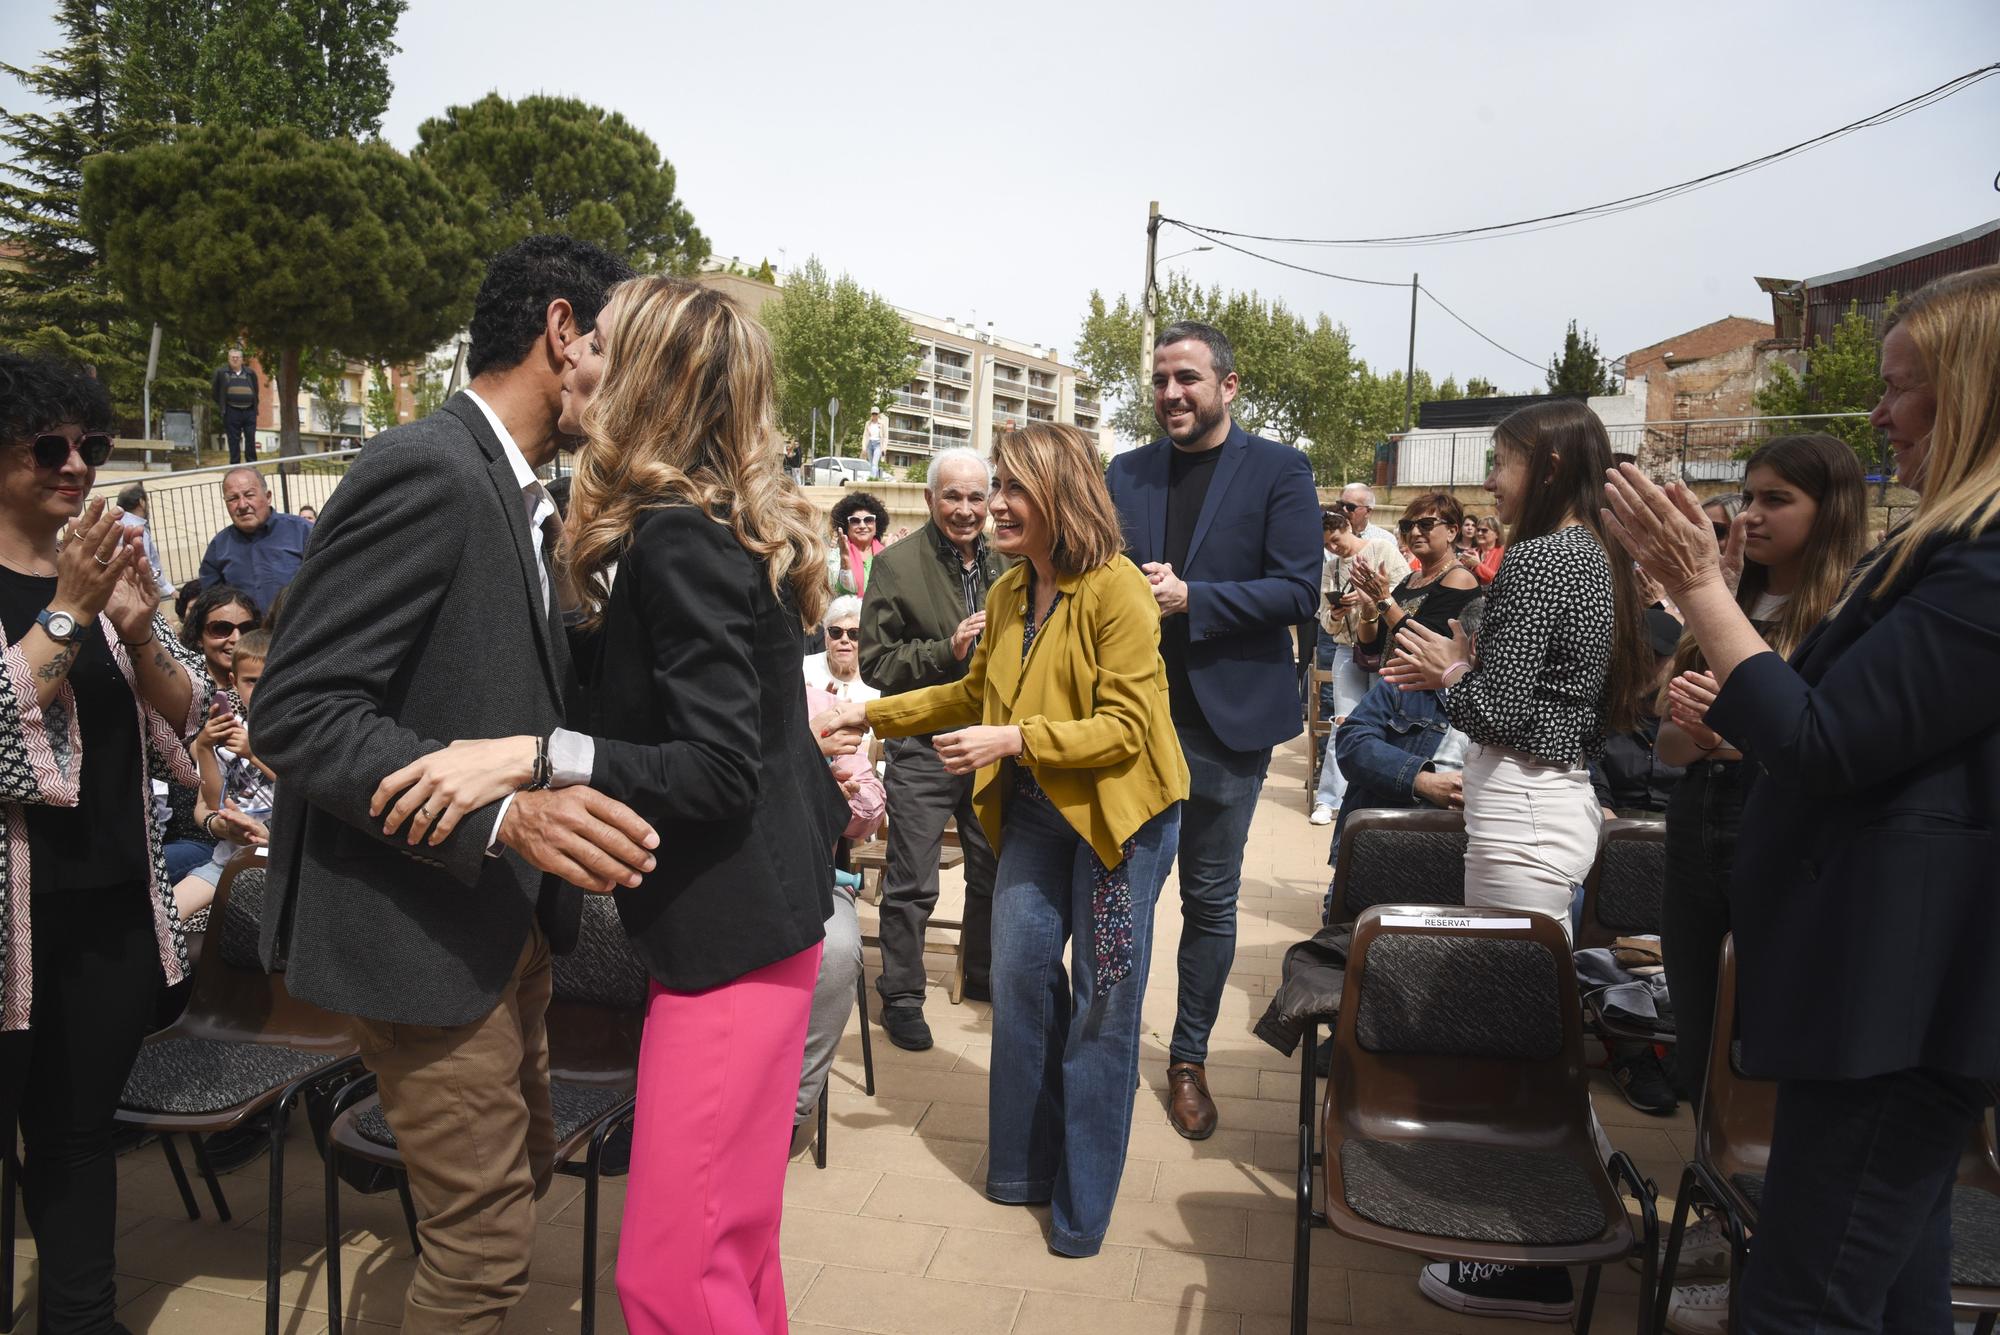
1169, 723, 1270, 1066
1311, 636, 1372, 812
164, 838, 216, 884
1736, 1067, 1988, 1333
986, 794, 1180, 1257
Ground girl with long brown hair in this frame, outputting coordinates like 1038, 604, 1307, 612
1384, 398, 1650, 1324
565, 276, 848, 1332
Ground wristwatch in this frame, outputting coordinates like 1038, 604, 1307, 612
36, 608, 85, 645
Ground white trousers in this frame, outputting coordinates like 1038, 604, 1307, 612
1461, 744, 1602, 943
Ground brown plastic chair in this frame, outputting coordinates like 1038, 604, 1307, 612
320, 892, 647, 1335
855, 813, 969, 1003
1575, 818, 1674, 1050
112, 850, 363, 1335
1325, 807, 1468, 929
1660, 935, 2000, 1334
1301, 905, 1655, 1335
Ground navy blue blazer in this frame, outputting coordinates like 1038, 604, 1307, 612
1106, 422, 1321, 752
1707, 523, 2000, 1083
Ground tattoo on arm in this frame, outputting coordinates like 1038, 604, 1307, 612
35, 646, 76, 682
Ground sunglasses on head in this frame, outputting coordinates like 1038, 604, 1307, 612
1397, 516, 1448, 535
204, 617, 260, 638
824, 625, 859, 643
31, 433, 114, 470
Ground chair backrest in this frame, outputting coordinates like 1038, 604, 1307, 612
547, 894, 649, 1084
1329, 809, 1468, 927
1577, 817, 1667, 950
1694, 935, 1776, 1191
1329, 904, 1590, 1146
174, 850, 354, 1051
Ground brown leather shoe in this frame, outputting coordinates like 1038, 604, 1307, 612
1166, 1062, 1218, 1140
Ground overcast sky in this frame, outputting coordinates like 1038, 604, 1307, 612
5, 0, 1998, 399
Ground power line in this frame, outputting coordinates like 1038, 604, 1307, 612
1157, 220, 1547, 374
1168, 63, 2000, 250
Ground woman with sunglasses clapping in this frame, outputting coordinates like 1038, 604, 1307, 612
0, 354, 213, 1334
1350, 491, 1483, 663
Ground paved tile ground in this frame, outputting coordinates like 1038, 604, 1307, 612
12, 741, 1698, 1333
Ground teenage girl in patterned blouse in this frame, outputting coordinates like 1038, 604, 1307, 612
1383, 399, 1652, 1323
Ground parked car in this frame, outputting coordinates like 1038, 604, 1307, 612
808, 455, 879, 486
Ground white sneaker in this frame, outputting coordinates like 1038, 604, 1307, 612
1309, 804, 1335, 826
1635, 1213, 1730, 1278
1665, 1281, 1730, 1335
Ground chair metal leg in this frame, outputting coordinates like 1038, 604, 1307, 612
1292, 1122, 1312, 1335
815, 1092, 828, 1169
323, 1121, 345, 1335
580, 1105, 631, 1335
264, 1100, 295, 1335
157, 1133, 201, 1220
1574, 1264, 1601, 1334
396, 1174, 421, 1257
854, 968, 875, 1097
1654, 1164, 1702, 1335
187, 1131, 232, 1222
2, 1134, 16, 1335
1605, 1151, 1657, 1335
1972, 1313, 1995, 1335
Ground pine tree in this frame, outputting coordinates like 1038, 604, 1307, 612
0, 0, 207, 428
1546, 320, 1621, 398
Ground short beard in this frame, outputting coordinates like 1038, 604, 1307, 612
1160, 397, 1227, 446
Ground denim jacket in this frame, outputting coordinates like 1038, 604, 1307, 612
1325, 679, 1468, 871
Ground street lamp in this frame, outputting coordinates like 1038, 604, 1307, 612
1157, 245, 1213, 267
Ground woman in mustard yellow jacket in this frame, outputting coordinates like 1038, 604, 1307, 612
824, 423, 1188, 1258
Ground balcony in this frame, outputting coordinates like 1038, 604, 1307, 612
933, 362, 972, 383
933, 396, 970, 419
1074, 394, 1102, 416
887, 428, 933, 449
1025, 383, 1056, 404
893, 391, 933, 412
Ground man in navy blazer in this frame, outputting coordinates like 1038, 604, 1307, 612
1105, 321, 1321, 1138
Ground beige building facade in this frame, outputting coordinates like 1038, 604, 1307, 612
695, 269, 1112, 473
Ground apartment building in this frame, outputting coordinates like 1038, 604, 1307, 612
695, 268, 1112, 473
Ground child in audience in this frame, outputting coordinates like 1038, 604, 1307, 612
172, 631, 275, 920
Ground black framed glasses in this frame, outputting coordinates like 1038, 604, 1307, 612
1337, 501, 1363, 513
1397, 516, 1448, 535
31, 432, 114, 470
824, 625, 859, 642
203, 617, 260, 638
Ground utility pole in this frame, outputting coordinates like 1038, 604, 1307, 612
1403, 274, 1418, 431
1139, 201, 1162, 393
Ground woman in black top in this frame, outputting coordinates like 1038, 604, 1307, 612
0, 354, 210, 1334
1350, 490, 1482, 655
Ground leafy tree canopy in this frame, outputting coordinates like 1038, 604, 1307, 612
1752, 298, 1890, 465
83, 124, 481, 453
763, 257, 918, 455
415, 93, 708, 272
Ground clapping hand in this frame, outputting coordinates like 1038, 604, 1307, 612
1666, 670, 1727, 750
211, 800, 269, 847
1140, 562, 1189, 616
105, 527, 162, 641
1348, 556, 1386, 604
1602, 464, 1725, 598
1382, 618, 1473, 693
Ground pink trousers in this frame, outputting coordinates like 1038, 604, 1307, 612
615, 943, 822, 1335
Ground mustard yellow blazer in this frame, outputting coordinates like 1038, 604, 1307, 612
866, 555, 1190, 869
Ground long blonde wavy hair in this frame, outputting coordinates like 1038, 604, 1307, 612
566, 276, 829, 629
1872, 263, 2000, 592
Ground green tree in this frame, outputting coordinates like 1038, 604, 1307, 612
0, 0, 209, 427
414, 93, 708, 272
111, 0, 404, 138
409, 351, 452, 421
1753, 299, 1889, 467
763, 257, 918, 456
363, 361, 399, 433
1546, 319, 1620, 397
84, 125, 482, 455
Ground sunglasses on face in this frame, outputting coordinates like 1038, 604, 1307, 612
1337, 501, 1363, 513
1397, 516, 1448, 535
204, 617, 260, 639
825, 625, 859, 643
846, 515, 877, 527
1711, 522, 1731, 541
31, 433, 114, 470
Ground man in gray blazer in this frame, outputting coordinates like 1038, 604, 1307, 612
254, 236, 654, 1334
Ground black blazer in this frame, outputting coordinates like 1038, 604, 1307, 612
1104, 421, 1321, 751
255, 396, 580, 1027
1707, 524, 2000, 1083
580, 505, 844, 991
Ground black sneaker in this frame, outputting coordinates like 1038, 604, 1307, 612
880, 1005, 933, 1052
1419, 1262, 1575, 1323
1610, 1044, 1679, 1117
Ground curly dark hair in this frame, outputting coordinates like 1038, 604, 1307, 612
829, 490, 889, 541
0, 352, 113, 445
465, 235, 635, 379
177, 584, 259, 651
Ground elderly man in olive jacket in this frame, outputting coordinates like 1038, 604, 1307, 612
856, 448, 1007, 1051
